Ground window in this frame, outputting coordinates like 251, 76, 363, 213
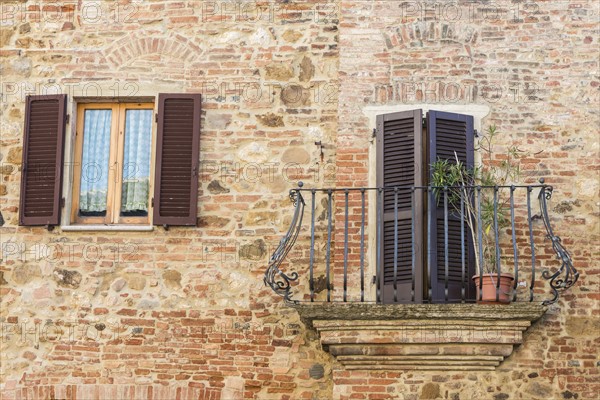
18, 93, 202, 228
375, 109, 475, 304
72, 103, 154, 225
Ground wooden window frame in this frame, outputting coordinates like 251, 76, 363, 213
71, 102, 155, 225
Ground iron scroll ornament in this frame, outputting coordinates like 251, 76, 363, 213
263, 185, 304, 302
538, 183, 579, 305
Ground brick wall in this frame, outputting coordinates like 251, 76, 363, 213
333, 1, 599, 398
1, 0, 598, 399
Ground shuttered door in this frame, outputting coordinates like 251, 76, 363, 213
376, 110, 424, 303
19, 95, 67, 226
153, 94, 201, 226
427, 110, 475, 302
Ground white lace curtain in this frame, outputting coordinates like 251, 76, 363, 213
79, 109, 152, 214
121, 109, 152, 213
79, 109, 111, 212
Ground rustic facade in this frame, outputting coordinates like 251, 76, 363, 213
0, 1, 598, 399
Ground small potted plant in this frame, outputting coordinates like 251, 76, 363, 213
430, 126, 527, 303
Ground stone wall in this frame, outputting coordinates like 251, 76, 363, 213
0, 0, 598, 399
1, 1, 337, 398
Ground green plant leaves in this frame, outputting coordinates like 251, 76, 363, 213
428, 125, 530, 273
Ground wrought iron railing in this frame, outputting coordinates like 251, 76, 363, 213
264, 179, 578, 305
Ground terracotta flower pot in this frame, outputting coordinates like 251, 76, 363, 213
472, 273, 515, 303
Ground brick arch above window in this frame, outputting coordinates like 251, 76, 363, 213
102, 32, 203, 68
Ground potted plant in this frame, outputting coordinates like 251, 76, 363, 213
430, 126, 527, 303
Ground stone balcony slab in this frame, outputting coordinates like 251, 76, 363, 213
291, 303, 546, 371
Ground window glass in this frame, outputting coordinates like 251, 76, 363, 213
121, 109, 153, 216
79, 109, 112, 216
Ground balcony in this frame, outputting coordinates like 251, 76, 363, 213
264, 180, 578, 370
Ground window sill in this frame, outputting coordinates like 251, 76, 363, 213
60, 225, 154, 232
291, 303, 547, 371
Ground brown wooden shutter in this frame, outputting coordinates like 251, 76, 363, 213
427, 110, 475, 302
377, 110, 424, 303
19, 94, 67, 226
153, 93, 201, 226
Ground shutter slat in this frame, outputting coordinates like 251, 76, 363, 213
383, 219, 413, 284
19, 95, 67, 226
436, 218, 469, 283
153, 93, 201, 226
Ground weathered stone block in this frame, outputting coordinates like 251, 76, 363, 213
53, 268, 82, 289
266, 64, 294, 80
257, 113, 285, 127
